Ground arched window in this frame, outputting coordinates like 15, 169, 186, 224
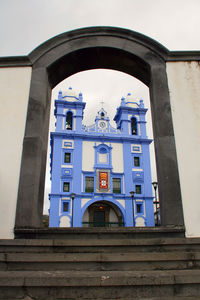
131, 117, 137, 135
99, 147, 107, 154
66, 111, 73, 130
101, 112, 105, 119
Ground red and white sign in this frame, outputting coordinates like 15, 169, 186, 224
99, 172, 108, 189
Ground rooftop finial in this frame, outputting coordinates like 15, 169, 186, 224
58, 90, 62, 100
79, 92, 83, 102
100, 100, 104, 109
140, 99, 144, 108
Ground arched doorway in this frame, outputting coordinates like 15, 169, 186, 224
82, 201, 124, 227
15, 27, 184, 231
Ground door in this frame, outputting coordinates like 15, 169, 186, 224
93, 210, 105, 227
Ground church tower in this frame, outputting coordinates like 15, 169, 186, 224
49, 87, 85, 227
54, 86, 85, 132
114, 93, 147, 137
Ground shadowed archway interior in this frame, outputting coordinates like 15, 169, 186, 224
82, 200, 124, 227
15, 27, 184, 231
48, 47, 150, 88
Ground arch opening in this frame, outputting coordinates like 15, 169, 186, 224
131, 117, 138, 135
44, 68, 156, 220
82, 201, 124, 227
66, 111, 73, 130
15, 27, 184, 233
47, 47, 151, 89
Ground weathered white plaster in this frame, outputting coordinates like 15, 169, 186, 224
0, 67, 31, 238
98, 153, 108, 163
82, 208, 89, 223
112, 143, 123, 173
60, 216, 71, 227
82, 141, 95, 171
62, 88, 79, 99
109, 208, 118, 223
81, 198, 91, 208
61, 165, 73, 168
167, 61, 200, 237
135, 217, 145, 227
116, 199, 125, 208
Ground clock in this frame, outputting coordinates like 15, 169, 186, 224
99, 121, 106, 128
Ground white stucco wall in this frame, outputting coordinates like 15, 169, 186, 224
0, 67, 31, 238
82, 141, 95, 171
60, 215, 70, 227
167, 61, 200, 237
82, 208, 89, 223
112, 143, 123, 173
109, 208, 118, 223
82, 141, 124, 173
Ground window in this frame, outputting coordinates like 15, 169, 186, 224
66, 111, 73, 130
64, 152, 71, 163
63, 202, 69, 212
131, 117, 137, 135
113, 178, 121, 194
136, 203, 142, 213
85, 177, 94, 193
135, 185, 141, 194
63, 182, 70, 192
134, 157, 140, 167
99, 147, 107, 154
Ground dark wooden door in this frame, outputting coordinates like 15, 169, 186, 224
93, 210, 105, 227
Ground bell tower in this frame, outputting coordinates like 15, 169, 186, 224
114, 93, 147, 138
54, 87, 85, 132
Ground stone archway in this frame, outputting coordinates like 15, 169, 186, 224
15, 27, 184, 231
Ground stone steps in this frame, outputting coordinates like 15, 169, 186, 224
1, 229, 200, 299
0, 270, 200, 299
1, 251, 200, 271
1, 237, 200, 253
14, 226, 185, 239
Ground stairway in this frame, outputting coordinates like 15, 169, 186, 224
1, 228, 200, 299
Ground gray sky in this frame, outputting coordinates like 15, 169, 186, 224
1, 0, 200, 56
1, 0, 199, 213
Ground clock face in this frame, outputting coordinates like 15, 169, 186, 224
99, 121, 106, 128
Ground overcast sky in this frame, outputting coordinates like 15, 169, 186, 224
1, 0, 199, 213
1, 0, 200, 56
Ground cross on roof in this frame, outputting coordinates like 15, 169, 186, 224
100, 100, 104, 108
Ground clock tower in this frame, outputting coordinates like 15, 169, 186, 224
95, 108, 110, 132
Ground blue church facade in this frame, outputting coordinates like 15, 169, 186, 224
49, 87, 154, 227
